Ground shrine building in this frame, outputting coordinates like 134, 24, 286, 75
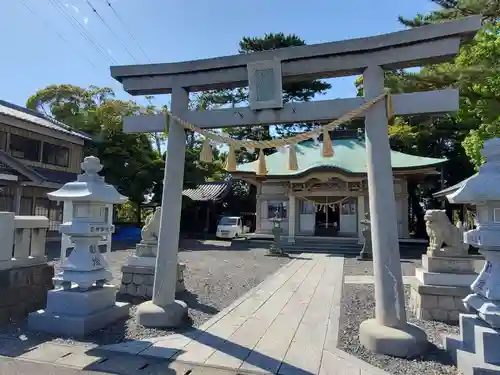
232, 130, 446, 242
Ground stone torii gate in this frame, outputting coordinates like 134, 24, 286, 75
110, 16, 481, 357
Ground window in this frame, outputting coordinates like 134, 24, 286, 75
494, 208, 500, 223
42, 142, 69, 167
267, 201, 287, 219
219, 217, 238, 226
10, 134, 41, 161
0, 131, 7, 151
300, 200, 315, 214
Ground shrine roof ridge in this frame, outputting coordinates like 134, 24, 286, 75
111, 16, 480, 81
233, 138, 446, 177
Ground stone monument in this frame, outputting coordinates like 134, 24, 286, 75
120, 207, 186, 299
410, 209, 476, 323
443, 138, 500, 374
357, 212, 372, 260
28, 156, 130, 337
268, 210, 285, 256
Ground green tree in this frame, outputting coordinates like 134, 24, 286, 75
357, 0, 499, 183
27, 85, 169, 222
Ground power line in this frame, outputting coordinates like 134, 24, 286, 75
47, 0, 118, 65
105, 0, 152, 63
18, 0, 98, 69
83, 0, 140, 63
51, 0, 116, 64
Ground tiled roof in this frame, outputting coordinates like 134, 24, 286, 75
0, 151, 45, 184
235, 138, 447, 176
0, 100, 92, 141
32, 167, 78, 185
182, 180, 231, 202
433, 174, 476, 199
0, 151, 78, 185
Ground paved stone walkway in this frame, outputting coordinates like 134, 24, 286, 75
344, 275, 414, 284
100, 254, 390, 375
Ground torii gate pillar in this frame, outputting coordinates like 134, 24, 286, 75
359, 66, 427, 357
135, 87, 188, 327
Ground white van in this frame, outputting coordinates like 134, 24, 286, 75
216, 216, 250, 239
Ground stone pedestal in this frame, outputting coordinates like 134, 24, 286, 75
444, 314, 500, 374
120, 262, 186, 299
29, 285, 129, 337
410, 254, 476, 323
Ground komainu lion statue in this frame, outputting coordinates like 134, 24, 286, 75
141, 207, 161, 243
424, 209, 468, 257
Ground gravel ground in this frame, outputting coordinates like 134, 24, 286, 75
0, 244, 289, 350
343, 257, 421, 276
338, 283, 460, 375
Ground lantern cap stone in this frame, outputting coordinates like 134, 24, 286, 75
47, 156, 128, 204
447, 138, 500, 204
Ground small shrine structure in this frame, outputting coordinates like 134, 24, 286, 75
233, 129, 444, 241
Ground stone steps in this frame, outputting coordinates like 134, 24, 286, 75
282, 239, 361, 254
245, 236, 426, 255
445, 314, 500, 375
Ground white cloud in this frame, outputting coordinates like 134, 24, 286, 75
107, 48, 113, 56
71, 5, 80, 13
64, 3, 69, 7
83, 17, 89, 24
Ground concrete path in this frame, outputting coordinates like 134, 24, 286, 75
100, 254, 391, 375
344, 275, 415, 284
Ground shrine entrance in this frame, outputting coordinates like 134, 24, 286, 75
110, 15, 480, 354
310, 196, 358, 237
314, 200, 340, 237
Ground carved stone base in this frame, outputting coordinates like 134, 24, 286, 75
427, 249, 468, 258
135, 241, 157, 258
464, 293, 500, 329
119, 263, 186, 300
409, 279, 469, 323
422, 254, 475, 274
28, 285, 130, 337
126, 255, 156, 268
444, 314, 500, 374
415, 268, 477, 287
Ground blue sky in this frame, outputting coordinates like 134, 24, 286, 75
1, 0, 438, 109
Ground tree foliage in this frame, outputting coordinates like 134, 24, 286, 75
26, 84, 226, 221
361, 0, 500, 183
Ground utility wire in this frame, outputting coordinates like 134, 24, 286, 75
84, 0, 140, 63
51, 0, 116, 64
18, 0, 98, 69
105, 0, 152, 63
48, 0, 117, 65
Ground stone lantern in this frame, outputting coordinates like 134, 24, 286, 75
28, 156, 130, 337
268, 210, 285, 256
357, 212, 372, 260
446, 138, 500, 327
443, 138, 500, 374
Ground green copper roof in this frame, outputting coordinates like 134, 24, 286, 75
236, 138, 446, 176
